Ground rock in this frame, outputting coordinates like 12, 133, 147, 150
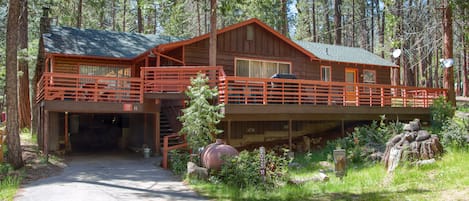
288, 162, 302, 169
319, 161, 333, 170
415, 158, 436, 166
410, 119, 421, 131
416, 130, 431, 141
403, 123, 412, 131
187, 162, 208, 180
303, 136, 311, 152
288, 172, 329, 185
390, 135, 402, 145
368, 152, 383, 162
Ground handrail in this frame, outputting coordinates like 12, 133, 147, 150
218, 76, 447, 108
162, 133, 187, 169
36, 72, 143, 103
141, 66, 224, 93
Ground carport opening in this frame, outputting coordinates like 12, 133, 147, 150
69, 114, 125, 152
63, 113, 155, 154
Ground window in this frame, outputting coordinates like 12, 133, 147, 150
363, 70, 376, 83
79, 65, 131, 78
235, 58, 291, 78
320, 66, 331, 81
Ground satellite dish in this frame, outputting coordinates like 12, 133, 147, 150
392, 49, 401, 58
442, 58, 454, 68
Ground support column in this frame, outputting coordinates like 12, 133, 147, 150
227, 120, 231, 145
341, 120, 345, 137
44, 110, 49, 162
144, 114, 147, 146
154, 112, 160, 155
64, 112, 69, 152
288, 119, 292, 150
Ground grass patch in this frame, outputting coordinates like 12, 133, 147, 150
0, 163, 22, 201
191, 149, 469, 201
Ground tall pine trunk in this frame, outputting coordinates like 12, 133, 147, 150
76, 0, 82, 28
137, 0, 144, 33
18, 0, 30, 129
209, 0, 217, 66
334, 0, 342, 45
324, 0, 332, 44
6, 0, 24, 169
312, 0, 317, 42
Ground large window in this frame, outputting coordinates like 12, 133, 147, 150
363, 69, 376, 83
235, 58, 290, 78
79, 65, 131, 78
320, 66, 331, 81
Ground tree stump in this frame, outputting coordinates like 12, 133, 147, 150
383, 119, 443, 172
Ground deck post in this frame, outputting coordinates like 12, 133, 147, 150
288, 119, 292, 150
64, 112, 69, 152
341, 120, 345, 137
44, 110, 49, 162
154, 112, 160, 155
144, 114, 148, 147
227, 120, 231, 145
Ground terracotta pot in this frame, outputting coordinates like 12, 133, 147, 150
201, 139, 239, 170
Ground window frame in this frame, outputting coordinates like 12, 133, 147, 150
320, 66, 332, 82
234, 57, 292, 78
362, 69, 376, 83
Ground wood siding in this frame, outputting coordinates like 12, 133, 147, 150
182, 23, 391, 84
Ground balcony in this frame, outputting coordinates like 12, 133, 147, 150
37, 67, 447, 109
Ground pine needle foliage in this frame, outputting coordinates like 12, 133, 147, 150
178, 73, 225, 150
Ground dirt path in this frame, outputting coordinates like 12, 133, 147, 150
14, 153, 206, 201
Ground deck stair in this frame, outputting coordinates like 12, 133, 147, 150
159, 112, 183, 147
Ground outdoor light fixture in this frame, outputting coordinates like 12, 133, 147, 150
392, 49, 402, 58
440, 58, 454, 68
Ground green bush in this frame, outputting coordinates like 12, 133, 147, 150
440, 118, 469, 149
430, 96, 455, 133
324, 115, 402, 164
215, 149, 290, 189
169, 150, 191, 176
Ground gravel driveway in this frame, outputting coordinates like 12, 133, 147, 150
15, 153, 206, 201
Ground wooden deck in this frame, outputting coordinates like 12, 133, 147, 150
37, 66, 447, 113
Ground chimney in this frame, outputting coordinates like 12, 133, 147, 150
41, 6, 51, 33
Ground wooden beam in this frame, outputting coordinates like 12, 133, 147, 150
64, 112, 69, 152
154, 52, 184, 65
155, 112, 160, 155
288, 119, 292, 150
44, 110, 49, 162
144, 114, 148, 146
227, 120, 231, 145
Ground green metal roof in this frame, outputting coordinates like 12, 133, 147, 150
44, 26, 184, 59
294, 40, 397, 67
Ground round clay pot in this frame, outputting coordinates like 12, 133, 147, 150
201, 139, 239, 170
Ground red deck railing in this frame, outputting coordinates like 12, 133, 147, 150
141, 66, 225, 93
37, 67, 447, 108
36, 72, 143, 103
218, 76, 447, 108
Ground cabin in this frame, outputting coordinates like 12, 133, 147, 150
36, 18, 446, 155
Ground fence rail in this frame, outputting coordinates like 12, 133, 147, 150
36, 72, 143, 103
218, 76, 447, 108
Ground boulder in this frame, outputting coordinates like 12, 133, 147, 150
187, 162, 208, 180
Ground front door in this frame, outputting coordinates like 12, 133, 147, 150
345, 68, 358, 104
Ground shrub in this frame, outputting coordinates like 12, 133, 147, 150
324, 115, 402, 163
440, 118, 469, 149
215, 149, 290, 189
169, 150, 192, 176
430, 96, 455, 133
